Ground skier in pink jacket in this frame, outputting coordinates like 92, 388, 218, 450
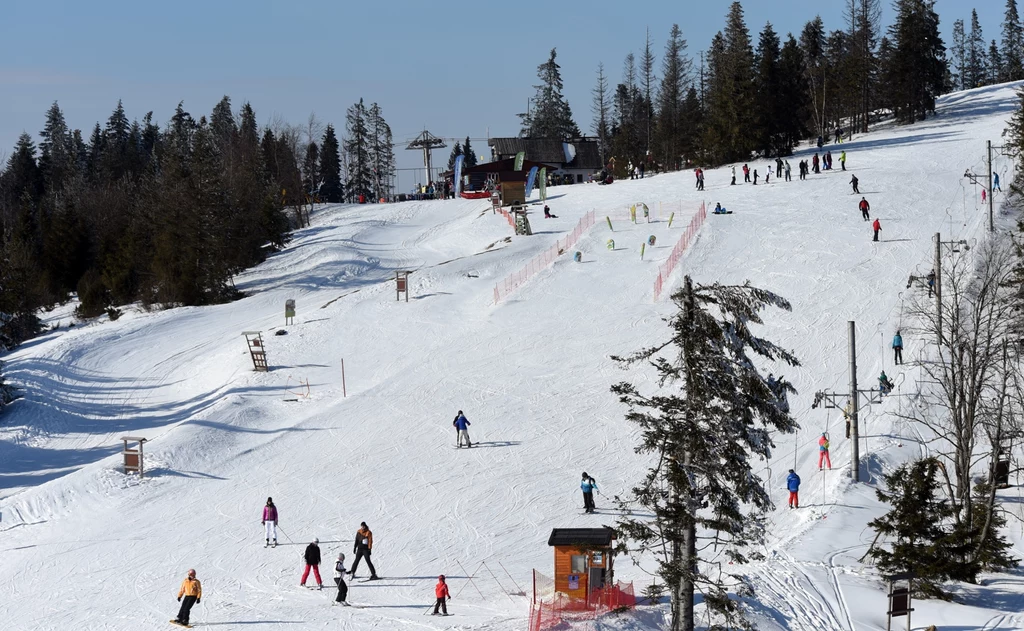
262, 497, 279, 547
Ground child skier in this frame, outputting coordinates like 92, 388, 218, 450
262, 497, 278, 548
301, 538, 323, 589
893, 330, 904, 365
743, 163, 750, 182
876, 368, 892, 393
818, 433, 832, 470
432, 575, 451, 615
173, 569, 202, 627
453, 410, 472, 448
333, 553, 349, 606
581, 472, 598, 513
786, 470, 801, 508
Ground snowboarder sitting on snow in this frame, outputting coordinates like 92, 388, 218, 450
879, 371, 894, 395
713, 203, 728, 214
262, 497, 278, 548
433, 575, 451, 615
174, 568, 202, 627
543, 205, 556, 219
787, 470, 801, 508
350, 522, 378, 580
581, 472, 598, 513
454, 410, 472, 448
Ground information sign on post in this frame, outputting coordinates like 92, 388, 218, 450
396, 271, 410, 302
285, 299, 295, 325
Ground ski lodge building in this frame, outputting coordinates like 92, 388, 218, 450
487, 137, 603, 184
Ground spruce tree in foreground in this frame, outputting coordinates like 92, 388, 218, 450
611, 276, 799, 631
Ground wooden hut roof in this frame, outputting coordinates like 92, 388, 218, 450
489, 138, 604, 171
547, 527, 616, 547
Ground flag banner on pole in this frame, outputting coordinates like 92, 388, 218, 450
454, 155, 465, 196
525, 166, 539, 200
539, 168, 547, 201
515, 151, 525, 171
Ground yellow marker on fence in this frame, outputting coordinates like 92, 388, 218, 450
668, 211, 675, 228
606, 216, 613, 232
640, 243, 646, 260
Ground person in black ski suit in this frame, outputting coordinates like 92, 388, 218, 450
350, 522, 378, 579
850, 174, 860, 194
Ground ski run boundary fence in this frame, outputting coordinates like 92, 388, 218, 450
493, 210, 596, 303
652, 201, 706, 301
528, 579, 636, 631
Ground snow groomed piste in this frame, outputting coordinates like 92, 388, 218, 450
2, 83, 1024, 630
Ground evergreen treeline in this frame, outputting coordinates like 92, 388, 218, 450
0, 96, 394, 346
532, 0, 1024, 173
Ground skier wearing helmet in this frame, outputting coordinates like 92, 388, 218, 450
432, 575, 451, 615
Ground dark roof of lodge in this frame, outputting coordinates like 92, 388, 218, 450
547, 527, 616, 547
489, 138, 603, 171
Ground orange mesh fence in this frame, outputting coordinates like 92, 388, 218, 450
528, 581, 636, 631
493, 211, 596, 303
653, 201, 706, 301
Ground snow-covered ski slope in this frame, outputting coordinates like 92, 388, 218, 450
4, 82, 1024, 631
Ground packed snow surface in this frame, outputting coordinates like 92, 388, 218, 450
4, 83, 1024, 630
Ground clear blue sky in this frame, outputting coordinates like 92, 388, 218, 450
0, 0, 1008, 187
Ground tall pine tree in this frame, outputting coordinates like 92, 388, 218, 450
344, 99, 372, 202
367, 103, 395, 201
1003, 0, 1024, 81
967, 9, 988, 88
882, 0, 946, 123
320, 124, 343, 203
656, 25, 691, 169
612, 277, 799, 631
520, 48, 581, 139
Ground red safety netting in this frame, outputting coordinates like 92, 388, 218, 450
497, 207, 516, 229
528, 581, 636, 631
493, 211, 596, 303
653, 202, 706, 301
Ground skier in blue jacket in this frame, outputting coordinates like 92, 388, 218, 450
581, 472, 598, 513
786, 470, 801, 509
453, 411, 472, 448
892, 331, 903, 365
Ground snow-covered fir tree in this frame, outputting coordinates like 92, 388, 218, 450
611, 276, 799, 631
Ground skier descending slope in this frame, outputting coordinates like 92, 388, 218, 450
453, 410, 472, 448
432, 575, 451, 615
172, 569, 201, 628
581, 472, 598, 513
262, 497, 278, 547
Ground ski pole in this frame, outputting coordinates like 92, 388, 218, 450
277, 526, 294, 544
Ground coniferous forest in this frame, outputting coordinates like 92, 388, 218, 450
2, 0, 1023, 350
0, 97, 393, 348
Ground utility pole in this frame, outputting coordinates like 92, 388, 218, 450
813, 321, 881, 483
935, 233, 942, 345
848, 321, 859, 482
988, 140, 994, 232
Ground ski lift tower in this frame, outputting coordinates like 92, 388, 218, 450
406, 130, 447, 187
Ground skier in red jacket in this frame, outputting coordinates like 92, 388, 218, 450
858, 197, 870, 221
872, 218, 881, 242
432, 575, 451, 616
